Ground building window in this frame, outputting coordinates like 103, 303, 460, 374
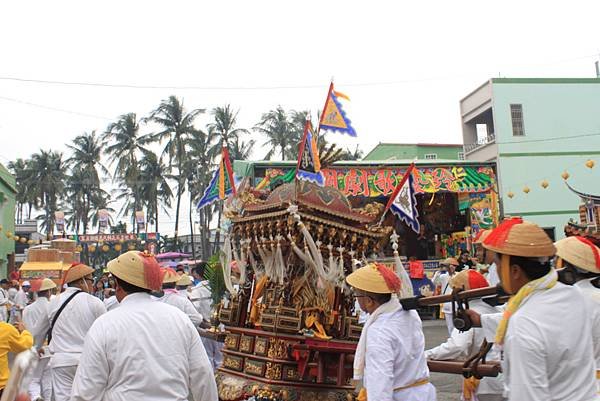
424, 153, 438, 160
458, 152, 465, 160
510, 104, 525, 136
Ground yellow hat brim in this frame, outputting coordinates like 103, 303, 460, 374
108, 252, 152, 290
555, 237, 600, 273
346, 264, 393, 294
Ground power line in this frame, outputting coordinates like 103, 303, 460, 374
0, 95, 112, 120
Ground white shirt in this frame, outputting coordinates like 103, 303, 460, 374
426, 299, 504, 396
37, 287, 106, 367
159, 289, 203, 326
8, 287, 17, 303
190, 282, 212, 322
575, 278, 600, 385
71, 292, 218, 401
15, 289, 29, 308
433, 272, 453, 314
501, 283, 598, 401
0, 288, 9, 321
487, 262, 500, 287
103, 296, 119, 311
364, 307, 436, 401
23, 296, 51, 349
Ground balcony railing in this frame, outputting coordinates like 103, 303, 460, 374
464, 133, 496, 153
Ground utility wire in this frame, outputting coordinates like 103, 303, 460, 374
0, 95, 112, 120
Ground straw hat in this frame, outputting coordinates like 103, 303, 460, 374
483, 217, 555, 257
555, 236, 600, 273
440, 257, 459, 267
107, 251, 163, 291
450, 270, 489, 291
30, 278, 57, 292
63, 263, 94, 284
473, 229, 492, 245
162, 268, 180, 284
346, 262, 401, 294
176, 274, 192, 286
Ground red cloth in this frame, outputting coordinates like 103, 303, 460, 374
409, 261, 425, 279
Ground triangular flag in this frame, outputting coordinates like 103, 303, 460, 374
318, 82, 356, 137
197, 147, 238, 210
386, 164, 420, 233
296, 120, 324, 186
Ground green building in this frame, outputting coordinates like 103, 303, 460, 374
363, 143, 464, 161
0, 163, 16, 278
461, 78, 600, 239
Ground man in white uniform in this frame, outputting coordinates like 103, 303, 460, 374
426, 270, 505, 401
468, 218, 598, 401
190, 276, 223, 371
71, 250, 218, 401
433, 257, 459, 336
157, 268, 204, 327
346, 262, 436, 401
33, 263, 106, 401
0, 279, 10, 322
23, 278, 57, 401
554, 235, 600, 391
15, 281, 31, 309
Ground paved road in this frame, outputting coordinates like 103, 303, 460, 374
423, 319, 462, 401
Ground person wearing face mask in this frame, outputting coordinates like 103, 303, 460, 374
33, 263, 106, 401
465, 218, 598, 401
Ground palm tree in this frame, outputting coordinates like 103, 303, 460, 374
254, 106, 293, 160
29, 150, 66, 237
341, 144, 364, 161
228, 136, 255, 161
145, 96, 204, 245
8, 158, 37, 223
103, 113, 148, 228
66, 132, 109, 234
288, 109, 312, 160
184, 129, 214, 259
139, 152, 173, 233
207, 105, 249, 158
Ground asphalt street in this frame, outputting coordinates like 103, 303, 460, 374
423, 319, 462, 401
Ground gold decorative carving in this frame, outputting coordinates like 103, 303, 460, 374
254, 337, 269, 356
244, 359, 265, 377
222, 355, 243, 372
267, 338, 289, 360
265, 362, 282, 380
239, 335, 254, 353
283, 366, 299, 381
224, 333, 240, 351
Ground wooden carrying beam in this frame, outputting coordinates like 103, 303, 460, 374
400, 285, 508, 309
427, 360, 501, 377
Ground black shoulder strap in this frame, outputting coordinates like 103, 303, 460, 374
47, 290, 83, 343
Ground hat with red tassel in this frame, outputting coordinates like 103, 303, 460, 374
482, 217, 555, 257
108, 251, 164, 291
450, 270, 489, 291
346, 262, 402, 294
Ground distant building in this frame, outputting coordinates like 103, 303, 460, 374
460, 77, 600, 239
0, 164, 16, 278
14, 219, 45, 266
363, 143, 464, 161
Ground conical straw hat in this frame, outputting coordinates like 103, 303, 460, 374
483, 217, 555, 257
30, 278, 57, 292
107, 251, 163, 291
346, 262, 401, 294
473, 229, 492, 245
555, 236, 600, 273
161, 268, 180, 284
176, 274, 192, 286
63, 263, 94, 285
450, 270, 489, 291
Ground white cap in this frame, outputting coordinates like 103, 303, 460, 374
22, 281, 31, 287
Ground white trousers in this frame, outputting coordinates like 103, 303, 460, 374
444, 312, 454, 337
201, 337, 223, 371
52, 365, 78, 401
28, 357, 52, 400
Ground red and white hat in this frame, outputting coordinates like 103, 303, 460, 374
450, 269, 489, 291
554, 236, 600, 273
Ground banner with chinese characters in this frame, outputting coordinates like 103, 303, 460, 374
256, 165, 496, 197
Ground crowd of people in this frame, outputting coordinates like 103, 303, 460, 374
0, 255, 221, 401
0, 218, 598, 401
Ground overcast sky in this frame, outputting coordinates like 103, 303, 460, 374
1, 0, 599, 235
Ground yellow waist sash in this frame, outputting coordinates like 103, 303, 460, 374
394, 378, 430, 392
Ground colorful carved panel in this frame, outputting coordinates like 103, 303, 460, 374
257, 166, 496, 197
224, 333, 240, 351
222, 355, 244, 372
265, 362, 282, 380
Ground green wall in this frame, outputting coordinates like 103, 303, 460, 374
0, 164, 16, 278
364, 143, 463, 160
492, 80, 600, 237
